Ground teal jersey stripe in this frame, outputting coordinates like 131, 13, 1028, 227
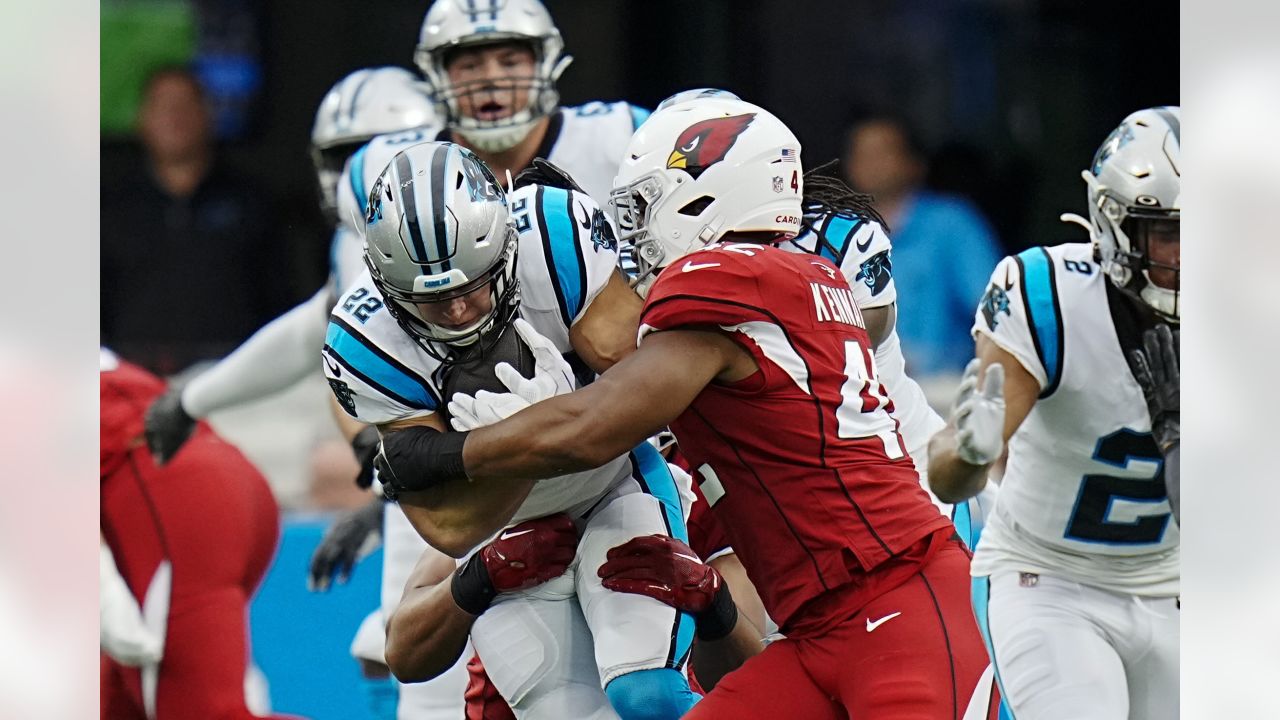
540, 186, 585, 320
631, 441, 695, 667
1016, 247, 1064, 396
820, 214, 861, 264
972, 577, 1018, 720
325, 320, 435, 410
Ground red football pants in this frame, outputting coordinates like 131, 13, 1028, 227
100, 431, 300, 720
686, 536, 989, 720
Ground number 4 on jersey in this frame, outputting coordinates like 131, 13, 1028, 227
836, 339, 904, 458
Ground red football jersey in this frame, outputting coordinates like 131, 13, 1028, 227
640, 243, 952, 630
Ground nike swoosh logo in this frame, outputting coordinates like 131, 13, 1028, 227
673, 552, 702, 564
323, 353, 341, 378
682, 261, 721, 273
575, 202, 591, 230
499, 528, 534, 541
855, 233, 873, 253
865, 611, 902, 632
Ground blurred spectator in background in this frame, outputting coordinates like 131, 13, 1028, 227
845, 115, 1001, 382
102, 66, 291, 376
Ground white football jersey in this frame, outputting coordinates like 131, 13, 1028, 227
336, 101, 648, 240
784, 215, 945, 459
322, 183, 629, 523
970, 242, 1178, 596
327, 225, 366, 298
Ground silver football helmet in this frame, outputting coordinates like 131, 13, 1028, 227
311, 67, 436, 223
1080, 106, 1181, 320
413, 0, 571, 153
363, 142, 519, 356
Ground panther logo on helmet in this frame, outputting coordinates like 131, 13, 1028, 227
666, 114, 756, 179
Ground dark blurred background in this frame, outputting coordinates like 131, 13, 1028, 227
100, 0, 1177, 370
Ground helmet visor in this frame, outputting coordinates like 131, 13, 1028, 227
1123, 210, 1180, 291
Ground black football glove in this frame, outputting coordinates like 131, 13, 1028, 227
1127, 324, 1179, 454
308, 497, 384, 591
512, 158, 585, 193
143, 386, 197, 465
351, 425, 381, 490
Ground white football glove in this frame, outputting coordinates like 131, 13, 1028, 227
100, 544, 163, 667
494, 318, 576, 404
448, 389, 532, 431
952, 359, 1006, 466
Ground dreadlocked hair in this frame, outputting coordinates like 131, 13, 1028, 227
801, 158, 889, 236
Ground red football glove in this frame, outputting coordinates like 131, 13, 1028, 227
483, 513, 578, 592
598, 535, 721, 614
453, 514, 578, 615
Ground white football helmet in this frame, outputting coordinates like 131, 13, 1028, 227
610, 97, 804, 289
414, 0, 571, 153
1081, 106, 1181, 320
654, 87, 741, 113
363, 142, 518, 356
311, 67, 436, 223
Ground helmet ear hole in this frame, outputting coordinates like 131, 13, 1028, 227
678, 195, 715, 217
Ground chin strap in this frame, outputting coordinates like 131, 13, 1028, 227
1059, 212, 1092, 234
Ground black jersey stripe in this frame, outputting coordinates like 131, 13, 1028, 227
329, 315, 440, 406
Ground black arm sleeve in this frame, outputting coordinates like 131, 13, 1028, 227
375, 427, 470, 499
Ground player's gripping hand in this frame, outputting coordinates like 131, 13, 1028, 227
952, 359, 1006, 466
599, 535, 739, 641
308, 497, 383, 591
143, 386, 196, 465
493, 319, 576, 405
452, 514, 578, 615
1127, 324, 1179, 453
448, 390, 531, 431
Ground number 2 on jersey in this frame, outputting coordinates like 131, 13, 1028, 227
1065, 429, 1170, 545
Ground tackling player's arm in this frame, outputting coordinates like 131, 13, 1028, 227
461, 328, 752, 482
383, 546, 470, 683
385, 514, 578, 683
568, 269, 645, 373
691, 554, 767, 690
927, 334, 1039, 503
383, 412, 536, 557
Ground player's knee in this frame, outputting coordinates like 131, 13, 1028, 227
605, 668, 699, 720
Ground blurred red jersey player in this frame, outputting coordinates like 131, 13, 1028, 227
99, 349, 302, 720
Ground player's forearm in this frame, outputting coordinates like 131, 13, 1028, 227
398, 477, 536, 558
384, 579, 476, 683
465, 378, 652, 482
927, 427, 992, 504
181, 288, 331, 416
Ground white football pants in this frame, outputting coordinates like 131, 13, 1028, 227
977, 571, 1179, 720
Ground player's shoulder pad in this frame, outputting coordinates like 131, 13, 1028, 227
804, 212, 889, 267
640, 244, 776, 339
511, 183, 619, 326
975, 245, 1072, 397
323, 275, 439, 419
564, 100, 651, 131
